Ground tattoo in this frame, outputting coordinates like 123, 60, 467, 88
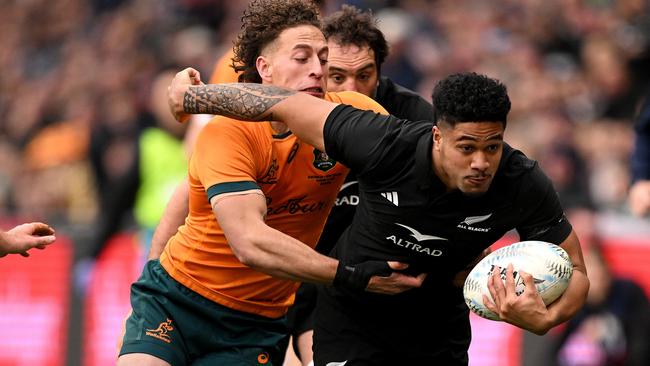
183, 83, 296, 121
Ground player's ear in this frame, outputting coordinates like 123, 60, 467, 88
432, 125, 442, 150
256, 56, 272, 83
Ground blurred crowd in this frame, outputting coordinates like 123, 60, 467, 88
0, 0, 649, 257
0, 0, 249, 257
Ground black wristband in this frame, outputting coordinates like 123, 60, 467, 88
333, 260, 392, 290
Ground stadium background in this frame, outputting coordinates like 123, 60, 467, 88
0, 0, 649, 365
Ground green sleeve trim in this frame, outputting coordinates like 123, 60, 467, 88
206, 181, 261, 201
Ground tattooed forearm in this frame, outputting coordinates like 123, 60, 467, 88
183, 83, 296, 121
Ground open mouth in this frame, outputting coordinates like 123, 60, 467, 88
301, 87, 324, 97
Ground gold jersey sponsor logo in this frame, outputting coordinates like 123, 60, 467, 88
266, 196, 326, 215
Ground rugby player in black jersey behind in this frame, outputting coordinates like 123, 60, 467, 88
286, 5, 435, 365
169, 71, 590, 365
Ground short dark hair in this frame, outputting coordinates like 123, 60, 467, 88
322, 5, 389, 73
233, 0, 321, 83
432, 73, 511, 127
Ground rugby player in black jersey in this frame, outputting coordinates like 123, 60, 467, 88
169, 71, 589, 366
286, 6, 435, 365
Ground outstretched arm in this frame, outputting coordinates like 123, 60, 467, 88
0, 222, 56, 258
213, 192, 425, 294
168, 67, 336, 152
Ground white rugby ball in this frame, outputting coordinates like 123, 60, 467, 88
463, 241, 573, 321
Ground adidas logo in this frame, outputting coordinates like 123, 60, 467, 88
380, 191, 399, 206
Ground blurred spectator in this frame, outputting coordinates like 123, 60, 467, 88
538, 143, 593, 211
132, 69, 188, 254
0, 0, 648, 364
0, 0, 647, 239
81, 68, 188, 284
375, 7, 422, 89
15, 116, 97, 225
551, 208, 650, 366
628, 89, 650, 217
521, 203, 650, 366
87, 88, 144, 260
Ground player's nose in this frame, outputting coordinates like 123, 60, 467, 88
342, 79, 358, 92
471, 151, 490, 171
309, 56, 324, 78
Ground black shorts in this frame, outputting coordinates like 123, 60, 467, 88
286, 282, 318, 361
286, 282, 318, 336
312, 285, 470, 366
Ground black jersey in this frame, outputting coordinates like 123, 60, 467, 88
314, 78, 433, 255
317, 104, 573, 361
375, 76, 434, 122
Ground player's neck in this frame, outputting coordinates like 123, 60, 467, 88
261, 80, 291, 134
432, 148, 455, 192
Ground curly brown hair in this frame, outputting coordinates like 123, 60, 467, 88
233, 0, 322, 83
322, 5, 389, 74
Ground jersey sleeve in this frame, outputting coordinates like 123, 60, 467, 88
323, 92, 407, 175
515, 164, 573, 244
191, 117, 266, 201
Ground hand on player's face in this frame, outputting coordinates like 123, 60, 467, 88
483, 264, 551, 335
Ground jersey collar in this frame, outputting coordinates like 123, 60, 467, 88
415, 131, 445, 191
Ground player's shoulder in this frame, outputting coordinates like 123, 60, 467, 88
377, 77, 421, 100
376, 77, 434, 121
197, 116, 270, 144
498, 143, 541, 180
204, 115, 267, 132
325, 91, 388, 115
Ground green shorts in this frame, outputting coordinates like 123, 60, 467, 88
119, 260, 289, 365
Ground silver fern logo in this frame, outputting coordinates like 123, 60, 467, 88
457, 213, 492, 232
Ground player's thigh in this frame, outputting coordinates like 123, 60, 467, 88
117, 352, 172, 366
295, 330, 314, 365
118, 261, 189, 365
287, 282, 317, 361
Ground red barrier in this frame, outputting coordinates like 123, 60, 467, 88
76, 232, 650, 366
471, 235, 650, 366
83, 232, 143, 366
468, 314, 522, 366
0, 235, 72, 366
601, 237, 650, 298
